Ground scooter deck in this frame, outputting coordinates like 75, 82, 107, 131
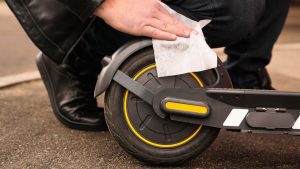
154, 88, 300, 135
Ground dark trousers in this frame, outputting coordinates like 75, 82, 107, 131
71, 0, 291, 86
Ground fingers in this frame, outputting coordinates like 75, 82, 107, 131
142, 26, 177, 41
149, 18, 191, 38
153, 6, 193, 38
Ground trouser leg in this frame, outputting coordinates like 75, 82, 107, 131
224, 0, 291, 88
175, 0, 265, 48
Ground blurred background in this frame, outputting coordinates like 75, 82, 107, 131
0, 0, 39, 76
0, 1, 300, 168
0, 0, 299, 90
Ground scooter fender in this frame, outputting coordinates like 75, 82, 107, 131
94, 39, 152, 97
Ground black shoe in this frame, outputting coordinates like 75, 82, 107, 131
227, 67, 275, 90
36, 53, 107, 131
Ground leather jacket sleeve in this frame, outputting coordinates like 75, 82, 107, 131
5, 0, 97, 64
58, 0, 104, 22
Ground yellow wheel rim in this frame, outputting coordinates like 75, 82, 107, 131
123, 64, 204, 148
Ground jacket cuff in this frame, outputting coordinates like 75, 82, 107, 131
58, 0, 104, 22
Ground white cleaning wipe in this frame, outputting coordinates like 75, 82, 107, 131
153, 3, 217, 77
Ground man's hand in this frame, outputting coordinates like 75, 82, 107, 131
94, 0, 193, 41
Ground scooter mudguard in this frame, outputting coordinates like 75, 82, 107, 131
94, 39, 152, 97
94, 39, 232, 97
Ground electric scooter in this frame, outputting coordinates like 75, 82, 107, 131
94, 39, 300, 165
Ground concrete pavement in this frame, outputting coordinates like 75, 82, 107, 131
0, 77, 299, 169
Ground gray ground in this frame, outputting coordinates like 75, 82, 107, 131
0, 2, 300, 169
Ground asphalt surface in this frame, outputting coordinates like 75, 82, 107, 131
0, 2, 300, 169
0, 80, 300, 169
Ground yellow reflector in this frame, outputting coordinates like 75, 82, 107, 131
165, 102, 208, 115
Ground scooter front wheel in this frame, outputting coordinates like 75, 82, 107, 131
104, 47, 220, 165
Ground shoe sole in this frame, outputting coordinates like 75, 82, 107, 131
36, 53, 106, 131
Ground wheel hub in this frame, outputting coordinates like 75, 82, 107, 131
124, 65, 204, 147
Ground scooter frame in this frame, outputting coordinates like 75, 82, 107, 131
94, 39, 300, 136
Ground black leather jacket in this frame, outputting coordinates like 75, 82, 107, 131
5, 0, 176, 64
6, 0, 103, 64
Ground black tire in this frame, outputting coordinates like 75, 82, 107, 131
104, 47, 220, 165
